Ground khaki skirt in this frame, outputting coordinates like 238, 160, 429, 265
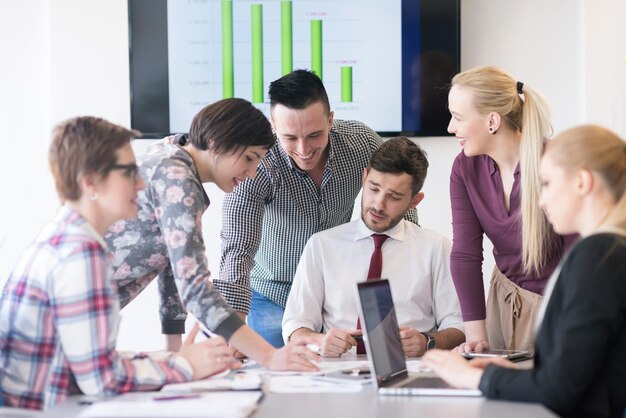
485, 267, 542, 353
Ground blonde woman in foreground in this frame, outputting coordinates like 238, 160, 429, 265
424, 125, 626, 418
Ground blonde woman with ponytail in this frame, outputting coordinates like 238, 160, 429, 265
424, 125, 626, 418
446, 66, 575, 353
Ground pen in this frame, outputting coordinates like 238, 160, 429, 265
188, 313, 212, 339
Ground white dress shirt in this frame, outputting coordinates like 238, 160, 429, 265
282, 218, 463, 343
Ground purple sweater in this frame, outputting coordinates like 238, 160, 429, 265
449, 152, 570, 322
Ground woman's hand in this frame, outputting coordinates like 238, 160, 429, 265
453, 339, 490, 354
263, 336, 321, 371
469, 356, 518, 370
178, 324, 242, 380
422, 349, 484, 389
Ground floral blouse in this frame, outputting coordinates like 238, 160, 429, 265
104, 136, 244, 339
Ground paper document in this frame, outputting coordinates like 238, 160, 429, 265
78, 392, 262, 418
269, 376, 363, 394
241, 359, 371, 376
161, 371, 262, 392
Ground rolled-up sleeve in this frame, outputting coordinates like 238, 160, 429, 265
431, 236, 464, 333
281, 237, 325, 343
216, 165, 273, 314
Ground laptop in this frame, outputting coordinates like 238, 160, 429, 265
355, 279, 482, 397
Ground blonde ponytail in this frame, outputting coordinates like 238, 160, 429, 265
451, 66, 555, 274
518, 86, 555, 273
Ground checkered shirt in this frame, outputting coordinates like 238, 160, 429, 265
216, 119, 418, 312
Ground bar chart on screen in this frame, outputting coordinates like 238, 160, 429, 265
166, 0, 402, 133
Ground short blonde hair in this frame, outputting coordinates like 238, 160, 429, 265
452, 66, 555, 274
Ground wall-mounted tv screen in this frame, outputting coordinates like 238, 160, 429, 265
129, 0, 460, 137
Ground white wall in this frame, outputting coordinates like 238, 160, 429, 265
582, 0, 626, 134
1, 0, 623, 352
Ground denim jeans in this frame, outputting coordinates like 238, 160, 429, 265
247, 290, 285, 348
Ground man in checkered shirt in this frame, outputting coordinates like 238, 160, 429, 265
215, 70, 417, 347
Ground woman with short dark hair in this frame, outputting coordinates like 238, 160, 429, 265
105, 98, 319, 370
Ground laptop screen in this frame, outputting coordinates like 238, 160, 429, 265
357, 280, 408, 385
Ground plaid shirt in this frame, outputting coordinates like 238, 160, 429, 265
0, 206, 192, 410
216, 120, 418, 312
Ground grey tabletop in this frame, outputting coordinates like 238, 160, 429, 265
27, 388, 557, 418
13, 357, 557, 418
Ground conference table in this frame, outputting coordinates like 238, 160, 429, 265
14, 356, 558, 418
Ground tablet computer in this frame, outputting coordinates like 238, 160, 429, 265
462, 349, 531, 360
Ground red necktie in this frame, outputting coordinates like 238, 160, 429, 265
357, 234, 389, 354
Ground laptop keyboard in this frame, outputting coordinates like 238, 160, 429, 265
402, 377, 449, 389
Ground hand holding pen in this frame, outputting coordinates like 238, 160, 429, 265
178, 323, 242, 380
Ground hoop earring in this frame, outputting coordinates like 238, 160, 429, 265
89, 193, 99, 201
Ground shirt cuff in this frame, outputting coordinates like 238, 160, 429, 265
162, 319, 186, 335
170, 354, 194, 382
213, 312, 246, 342
478, 364, 498, 396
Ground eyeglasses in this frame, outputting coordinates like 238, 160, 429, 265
107, 163, 139, 182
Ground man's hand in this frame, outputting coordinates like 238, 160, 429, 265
317, 328, 359, 357
399, 327, 427, 357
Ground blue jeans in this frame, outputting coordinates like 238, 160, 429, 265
248, 290, 285, 348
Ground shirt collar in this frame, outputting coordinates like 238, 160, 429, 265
487, 156, 521, 177
57, 205, 109, 250
354, 217, 406, 243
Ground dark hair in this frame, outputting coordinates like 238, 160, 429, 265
268, 69, 330, 114
368, 137, 429, 195
49, 116, 139, 202
188, 98, 274, 154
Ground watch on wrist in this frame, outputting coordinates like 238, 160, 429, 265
421, 332, 436, 350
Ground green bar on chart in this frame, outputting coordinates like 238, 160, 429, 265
281, 0, 293, 75
310, 19, 323, 80
251, 4, 264, 103
221, 0, 234, 98
341, 66, 352, 102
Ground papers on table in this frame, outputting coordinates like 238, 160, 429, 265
161, 372, 262, 392
78, 392, 262, 418
268, 376, 363, 393
265, 360, 371, 393
241, 359, 371, 376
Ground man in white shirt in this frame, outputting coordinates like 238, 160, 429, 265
282, 137, 464, 357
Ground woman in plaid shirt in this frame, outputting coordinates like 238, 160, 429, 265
0, 117, 237, 410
